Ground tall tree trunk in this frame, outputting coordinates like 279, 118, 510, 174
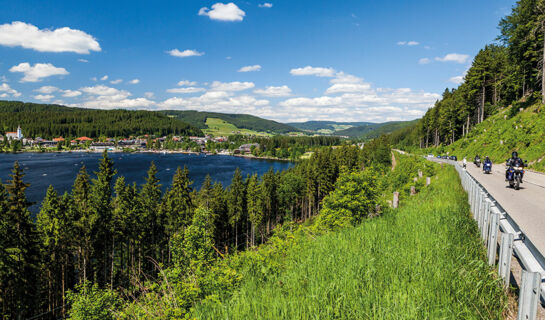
481, 82, 486, 123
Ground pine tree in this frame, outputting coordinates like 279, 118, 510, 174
227, 168, 245, 249
160, 166, 194, 263
72, 165, 93, 283
2, 162, 40, 319
246, 174, 262, 247
90, 151, 116, 285
139, 161, 162, 270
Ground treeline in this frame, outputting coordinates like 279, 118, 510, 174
0, 143, 390, 319
0, 101, 203, 139
161, 110, 299, 134
394, 0, 545, 148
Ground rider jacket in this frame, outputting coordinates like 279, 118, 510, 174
506, 157, 524, 167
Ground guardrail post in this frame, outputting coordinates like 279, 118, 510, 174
487, 210, 500, 266
517, 271, 541, 320
498, 232, 514, 288
393, 192, 399, 209
426, 177, 430, 186
481, 199, 491, 242
477, 191, 484, 228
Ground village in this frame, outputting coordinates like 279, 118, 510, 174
0, 125, 261, 156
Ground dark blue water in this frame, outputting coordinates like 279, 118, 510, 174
0, 152, 293, 213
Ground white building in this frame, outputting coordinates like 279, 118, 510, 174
5, 126, 23, 140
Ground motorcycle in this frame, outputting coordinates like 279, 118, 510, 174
483, 161, 492, 174
506, 165, 524, 190
474, 158, 481, 168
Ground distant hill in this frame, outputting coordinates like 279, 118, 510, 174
287, 121, 371, 133
336, 120, 417, 139
161, 110, 300, 135
0, 100, 203, 138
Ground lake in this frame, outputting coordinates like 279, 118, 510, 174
0, 152, 294, 213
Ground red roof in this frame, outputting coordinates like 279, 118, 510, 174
76, 136, 93, 141
53, 137, 65, 142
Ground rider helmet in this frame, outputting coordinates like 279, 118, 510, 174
512, 151, 518, 158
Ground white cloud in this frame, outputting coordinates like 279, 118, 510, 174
144, 92, 155, 99
110, 79, 122, 84
435, 53, 470, 64
210, 81, 254, 91
418, 58, 431, 64
259, 3, 273, 8
34, 94, 54, 101
78, 58, 88, 63
449, 75, 464, 84
397, 41, 419, 46
0, 21, 100, 54
100, 75, 108, 81
167, 49, 204, 58
177, 80, 197, 86
91, 77, 97, 81
128, 79, 139, 84
0, 93, 8, 98
290, 66, 336, 77
159, 91, 269, 114
62, 90, 82, 97
0, 83, 21, 97
198, 3, 245, 22
9, 62, 69, 82
166, 87, 206, 94
78, 85, 154, 109
238, 64, 261, 72
254, 85, 292, 97
35, 85, 58, 94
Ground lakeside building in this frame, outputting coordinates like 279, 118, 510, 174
5, 126, 23, 140
238, 143, 259, 154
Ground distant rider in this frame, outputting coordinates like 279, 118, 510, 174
484, 156, 492, 167
505, 151, 524, 180
463, 157, 467, 169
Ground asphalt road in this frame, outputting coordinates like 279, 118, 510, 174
462, 160, 545, 256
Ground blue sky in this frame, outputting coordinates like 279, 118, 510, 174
0, 0, 515, 122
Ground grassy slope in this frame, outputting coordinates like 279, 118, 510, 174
336, 120, 416, 139
193, 167, 506, 319
161, 110, 299, 134
437, 102, 545, 171
203, 118, 271, 137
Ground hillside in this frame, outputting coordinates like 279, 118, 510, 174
0, 100, 203, 138
287, 121, 371, 134
161, 110, 299, 135
336, 120, 416, 139
436, 101, 545, 171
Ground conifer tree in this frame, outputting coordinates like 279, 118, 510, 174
227, 168, 245, 249
2, 162, 40, 319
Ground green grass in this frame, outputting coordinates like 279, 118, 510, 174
193, 167, 506, 319
202, 118, 271, 137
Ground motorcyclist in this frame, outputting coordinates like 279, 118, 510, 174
505, 151, 524, 180
474, 155, 481, 166
484, 156, 492, 166
463, 157, 467, 169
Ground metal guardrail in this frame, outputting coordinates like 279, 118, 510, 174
451, 161, 545, 320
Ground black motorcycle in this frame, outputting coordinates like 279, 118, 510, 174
474, 157, 481, 168
506, 163, 524, 190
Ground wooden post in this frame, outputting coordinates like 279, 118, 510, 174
426, 177, 431, 186
418, 170, 423, 178
393, 192, 399, 209
413, 177, 418, 182
410, 186, 416, 195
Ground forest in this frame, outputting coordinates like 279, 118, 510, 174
0, 135, 392, 319
0, 101, 203, 139
390, 0, 545, 149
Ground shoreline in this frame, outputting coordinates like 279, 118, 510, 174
0, 149, 296, 162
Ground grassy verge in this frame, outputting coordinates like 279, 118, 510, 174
193, 166, 506, 319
